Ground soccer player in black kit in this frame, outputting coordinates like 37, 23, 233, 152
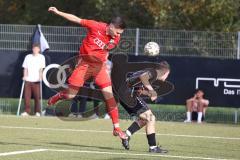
119, 61, 170, 153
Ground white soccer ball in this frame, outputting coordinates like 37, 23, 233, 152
144, 42, 160, 56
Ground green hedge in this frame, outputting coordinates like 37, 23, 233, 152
0, 98, 239, 124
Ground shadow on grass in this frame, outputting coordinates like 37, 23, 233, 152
49, 142, 143, 153
0, 141, 45, 148
49, 142, 120, 151
49, 142, 148, 160
101, 158, 140, 160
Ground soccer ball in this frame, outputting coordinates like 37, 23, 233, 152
144, 42, 160, 56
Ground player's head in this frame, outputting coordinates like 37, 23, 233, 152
156, 61, 170, 81
195, 89, 204, 98
32, 43, 40, 54
107, 16, 126, 38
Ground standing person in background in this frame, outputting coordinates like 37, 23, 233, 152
21, 43, 46, 116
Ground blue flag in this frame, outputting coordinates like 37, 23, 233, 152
32, 24, 49, 53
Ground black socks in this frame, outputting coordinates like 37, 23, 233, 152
126, 121, 141, 136
147, 133, 156, 147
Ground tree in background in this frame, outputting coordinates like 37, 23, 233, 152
145, 0, 240, 32
0, 0, 239, 32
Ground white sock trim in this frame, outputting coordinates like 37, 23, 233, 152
198, 112, 203, 123
149, 146, 157, 149
187, 111, 191, 121
126, 130, 132, 137
113, 123, 120, 128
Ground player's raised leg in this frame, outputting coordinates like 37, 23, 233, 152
101, 86, 127, 139
48, 61, 89, 106
123, 119, 146, 150
47, 87, 79, 106
95, 63, 127, 139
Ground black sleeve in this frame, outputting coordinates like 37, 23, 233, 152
126, 68, 157, 87
146, 68, 157, 80
126, 70, 144, 87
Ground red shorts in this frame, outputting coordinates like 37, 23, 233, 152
68, 59, 111, 89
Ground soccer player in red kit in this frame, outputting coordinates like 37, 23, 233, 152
47, 7, 127, 139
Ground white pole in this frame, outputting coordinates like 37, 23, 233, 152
237, 32, 240, 60
17, 81, 25, 116
135, 28, 140, 56
234, 110, 238, 124
40, 80, 43, 114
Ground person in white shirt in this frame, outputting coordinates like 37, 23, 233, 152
21, 43, 46, 117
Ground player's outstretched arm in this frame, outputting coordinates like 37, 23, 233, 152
139, 73, 157, 101
48, 7, 82, 25
140, 73, 153, 90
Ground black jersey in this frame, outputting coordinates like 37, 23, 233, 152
126, 68, 157, 87
118, 68, 158, 108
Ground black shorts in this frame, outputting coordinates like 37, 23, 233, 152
120, 96, 150, 117
192, 111, 205, 121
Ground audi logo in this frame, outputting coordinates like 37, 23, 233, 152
43, 64, 70, 89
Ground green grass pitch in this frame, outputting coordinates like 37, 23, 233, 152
0, 115, 239, 160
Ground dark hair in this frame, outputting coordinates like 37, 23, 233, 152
154, 61, 170, 77
196, 89, 204, 94
32, 43, 40, 48
110, 16, 126, 29
156, 61, 170, 71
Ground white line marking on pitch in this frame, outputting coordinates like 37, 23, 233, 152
48, 148, 235, 160
0, 125, 240, 141
0, 149, 47, 157
0, 148, 234, 160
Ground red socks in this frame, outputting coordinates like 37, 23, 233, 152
105, 97, 119, 126
59, 90, 69, 99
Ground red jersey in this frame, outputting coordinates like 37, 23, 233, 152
79, 19, 120, 62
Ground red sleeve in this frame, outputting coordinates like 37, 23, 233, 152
80, 19, 98, 29
114, 36, 121, 45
